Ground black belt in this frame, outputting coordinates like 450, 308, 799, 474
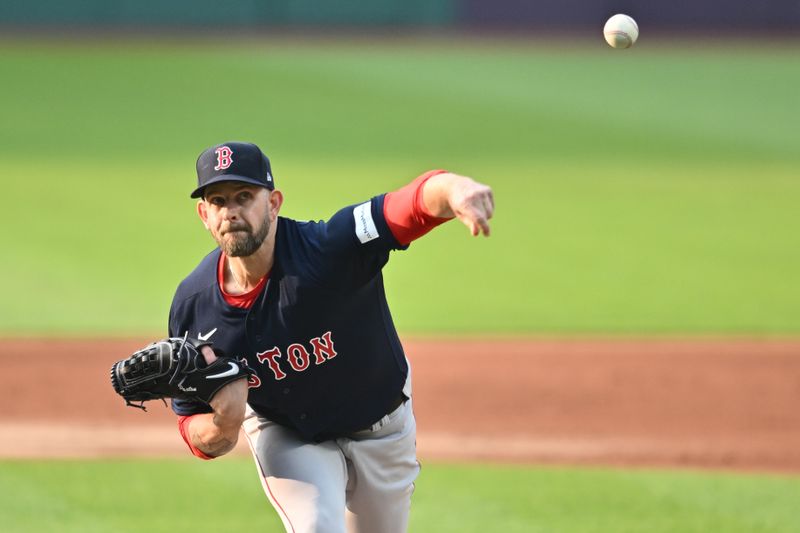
387, 392, 407, 413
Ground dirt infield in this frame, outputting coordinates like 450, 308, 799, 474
1, 337, 799, 473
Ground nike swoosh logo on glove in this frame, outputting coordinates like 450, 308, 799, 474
206, 362, 239, 379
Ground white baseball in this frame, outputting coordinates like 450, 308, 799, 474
603, 14, 639, 49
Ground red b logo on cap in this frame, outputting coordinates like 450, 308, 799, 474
214, 146, 233, 171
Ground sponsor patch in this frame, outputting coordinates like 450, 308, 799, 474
353, 201, 379, 244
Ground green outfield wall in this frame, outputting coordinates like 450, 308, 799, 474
0, 0, 456, 26
2, 1, 799, 29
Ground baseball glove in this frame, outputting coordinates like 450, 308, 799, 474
110, 336, 252, 410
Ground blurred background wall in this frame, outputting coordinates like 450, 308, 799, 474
1, 0, 799, 30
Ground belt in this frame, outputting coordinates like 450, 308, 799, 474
357, 392, 406, 432
387, 392, 407, 413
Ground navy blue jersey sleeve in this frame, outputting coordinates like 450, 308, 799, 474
322, 194, 406, 254
167, 302, 178, 339
171, 397, 212, 416
168, 294, 213, 416
305, 194, 408, 286
322, 195, 408, 255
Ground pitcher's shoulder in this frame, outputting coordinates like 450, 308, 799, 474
172, 248, 221, 304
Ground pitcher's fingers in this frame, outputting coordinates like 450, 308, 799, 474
464, 212, 490, 237
460, 215, 479, 236
201, 345, 218, 365
482, 196, 495, 219
476, 215, 491, 237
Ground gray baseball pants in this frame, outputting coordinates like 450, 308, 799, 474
242, 392, 419, 533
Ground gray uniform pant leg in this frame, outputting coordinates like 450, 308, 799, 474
242, 412, 349, 533
340, 398, 419, 533
242, 399, 419, 533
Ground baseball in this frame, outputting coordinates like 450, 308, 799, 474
603, 14, 639, 49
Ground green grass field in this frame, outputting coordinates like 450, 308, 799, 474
1, 38, 799, 335
1, 459, 798, 533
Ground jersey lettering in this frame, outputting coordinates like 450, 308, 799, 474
214, 146, 233, 171
241, 357, 262, 389
252, 332, 338, 381
256, 347, 287, 380
286, 343, 311, 372
310, 331, 338, 365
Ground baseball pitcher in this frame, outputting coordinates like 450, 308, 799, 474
111, 141, 494, 532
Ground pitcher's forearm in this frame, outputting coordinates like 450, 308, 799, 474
422, 172, 460, 218
187, 377, 248, 457
188, 412, 241, 457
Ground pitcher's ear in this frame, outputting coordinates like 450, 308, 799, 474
197, 200, 210, 229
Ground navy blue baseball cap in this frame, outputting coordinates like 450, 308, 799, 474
191, 142, 274, 198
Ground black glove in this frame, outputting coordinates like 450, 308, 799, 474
110, 336, 252, 410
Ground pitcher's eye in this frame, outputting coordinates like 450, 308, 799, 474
208, 197, 225, 207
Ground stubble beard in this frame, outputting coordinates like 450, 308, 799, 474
216, 214, 271, 257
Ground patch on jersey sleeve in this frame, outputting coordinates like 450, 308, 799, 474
353, 201, 380, 243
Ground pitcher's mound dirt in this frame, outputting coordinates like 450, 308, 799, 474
1, 338, 798, 473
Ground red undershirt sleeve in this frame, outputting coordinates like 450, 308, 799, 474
177, 415, 214, 460
383, 169, 453, 246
